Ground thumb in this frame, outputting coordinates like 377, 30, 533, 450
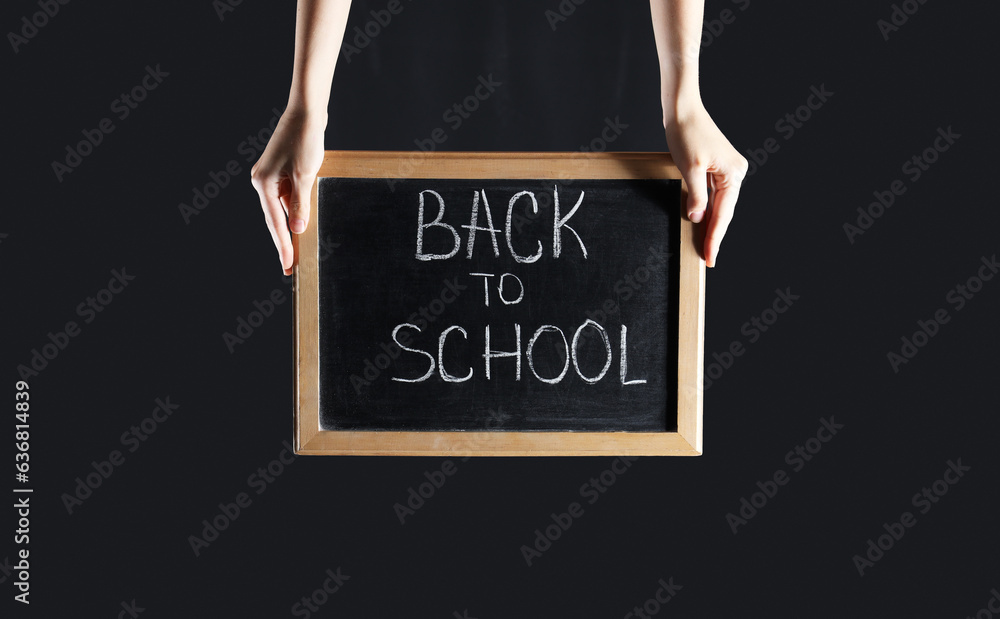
685, 166, 709, 224
288, 172, 315, 234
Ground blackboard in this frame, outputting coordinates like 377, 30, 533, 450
294, 152, 704, 456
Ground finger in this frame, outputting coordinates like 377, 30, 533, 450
288, 171, 315, 234
684, 164, 709, 224
703, 174, 742, 268
278, 177, 293, 218
254, 175, 295, 273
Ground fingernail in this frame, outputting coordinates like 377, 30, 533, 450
689, 210, 704, 224
291, 218, 305, 233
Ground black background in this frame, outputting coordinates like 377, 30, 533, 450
4, 0, 999, 616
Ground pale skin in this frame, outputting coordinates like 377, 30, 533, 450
252, 0, 748, 275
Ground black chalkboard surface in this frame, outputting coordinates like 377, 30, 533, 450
294, 152, 704, 456
318, 177, 679, 432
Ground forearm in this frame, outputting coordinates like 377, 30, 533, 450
649, 0, 704, 128
287, 0, 353, 119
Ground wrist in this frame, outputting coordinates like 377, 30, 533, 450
662, 90, 705, 131
659, 58, 702, 129
286, 79, 332, 125
282, 96, 329, 129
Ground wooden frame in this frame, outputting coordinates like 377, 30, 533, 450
293, 151, 704, 456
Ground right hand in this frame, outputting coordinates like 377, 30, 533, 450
250, 110, 327, 276
663, 102, 748, 268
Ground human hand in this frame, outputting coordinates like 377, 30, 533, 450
664, 104, 748, 268
250, 110, 327, 276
